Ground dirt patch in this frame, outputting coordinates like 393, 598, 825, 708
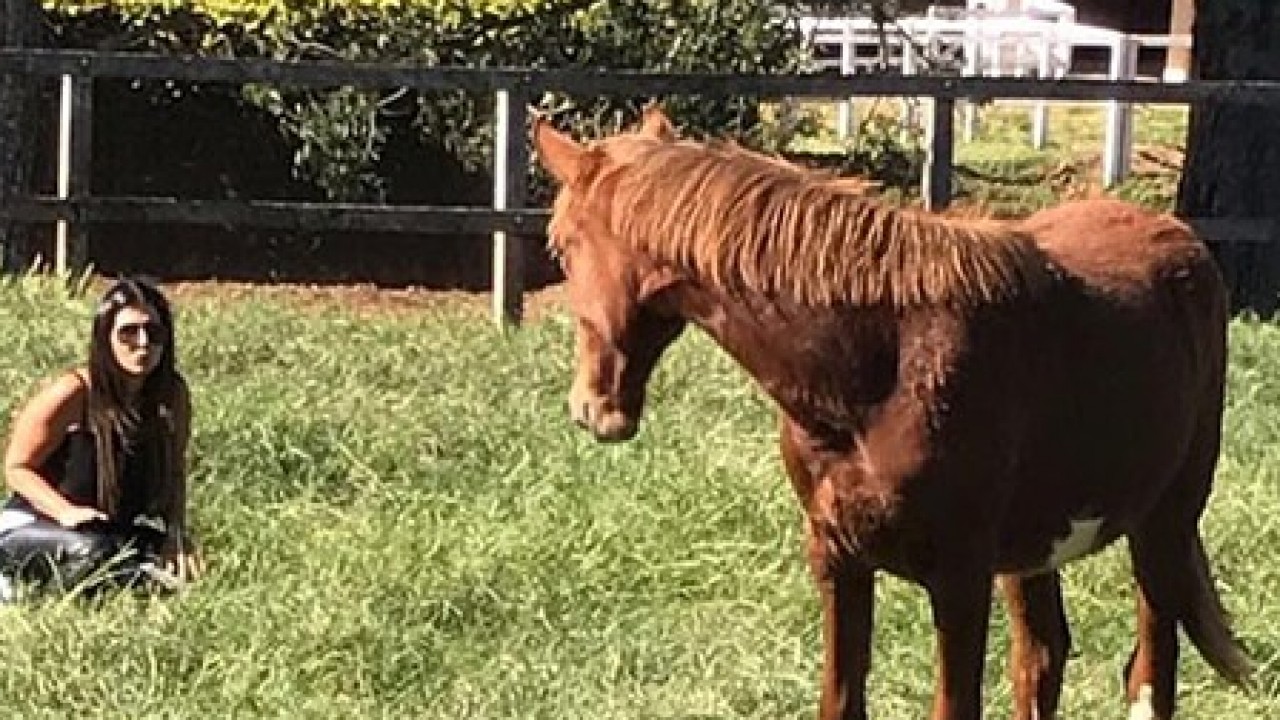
162, 279, 569, 322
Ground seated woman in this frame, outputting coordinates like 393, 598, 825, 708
0, 277, 202, 600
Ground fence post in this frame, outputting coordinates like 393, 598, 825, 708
55, 72, 92, 274
900, 38, 918, 130
1103, 35, 1138, 188
836, 20, 856, 140
924, 96, 955, 212
1031, 31, 1052, 150
492, 86, 528, 327
961, 35, 980, 143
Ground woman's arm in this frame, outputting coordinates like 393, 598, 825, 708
160, 375, 202, 579
3, 371, 106, 527
167, 375, 191, 533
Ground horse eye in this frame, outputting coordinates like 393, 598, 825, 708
547, 240, 573, 271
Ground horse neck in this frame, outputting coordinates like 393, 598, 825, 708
663, 281, 901, 433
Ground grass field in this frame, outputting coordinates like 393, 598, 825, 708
0, 274, 1276, 719
789, 100, 1189, 217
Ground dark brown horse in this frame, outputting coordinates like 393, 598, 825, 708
531, 107, 1250, 720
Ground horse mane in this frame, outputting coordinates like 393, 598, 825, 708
586, 139, 1049, 308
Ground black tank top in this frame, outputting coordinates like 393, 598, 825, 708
4, 376, 152, 524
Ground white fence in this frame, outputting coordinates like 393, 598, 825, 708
799, 8, 1194, 187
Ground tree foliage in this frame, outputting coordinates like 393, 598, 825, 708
42, 1, 812, 202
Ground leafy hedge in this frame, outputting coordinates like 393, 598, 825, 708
41, 0, 813, 202
27, 1, 819, 284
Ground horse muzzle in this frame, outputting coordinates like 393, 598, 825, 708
568, 393, 639, 443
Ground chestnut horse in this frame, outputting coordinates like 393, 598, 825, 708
531, 108, 1250, 720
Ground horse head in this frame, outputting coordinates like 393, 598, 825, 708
532, 106, 687, 442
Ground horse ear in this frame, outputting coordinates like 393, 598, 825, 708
639, 104, 676, 142
638, 265, 682, 301
532, 116, 589, 185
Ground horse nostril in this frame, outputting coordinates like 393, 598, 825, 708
571, 399, 592, 429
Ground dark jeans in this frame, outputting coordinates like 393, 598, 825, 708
0, 519, 166, 595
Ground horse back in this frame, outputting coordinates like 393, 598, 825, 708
1021, 198, 1225, 312
1018, 198, 1227, 390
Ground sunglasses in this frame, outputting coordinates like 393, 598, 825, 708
114, 321, 166, 346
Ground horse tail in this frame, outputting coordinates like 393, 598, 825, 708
1180, 534, 1252, 688
1176, 283, 1248, 688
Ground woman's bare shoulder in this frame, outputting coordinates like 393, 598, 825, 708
24, 369, 89, 416
5, 369, 88, 448
50, 368, 89, 395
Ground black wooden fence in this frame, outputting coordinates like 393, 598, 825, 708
3, 49, 1280, 323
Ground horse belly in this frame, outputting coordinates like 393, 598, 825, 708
996, 342, 1208, 573
995, 511, 1121, 575
1046, 516, 1112, 572
1043, 516, 1107, 567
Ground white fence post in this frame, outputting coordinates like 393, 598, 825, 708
55, 74, 71, 271
1103, 35, 1139, 188
1031, 32, 1052, 150
961, 34, 981, 143
837, 20, 856, 140
55, 73, 91, 273
900, 36, 918, 130
492, 88, 528, 327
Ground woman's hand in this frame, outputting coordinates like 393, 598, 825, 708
158, 531, 205, 583
55, 504, 107, 528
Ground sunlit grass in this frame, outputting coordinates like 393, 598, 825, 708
955, 103, 1187, 214
782, 99, 1188, 216
0, 274, 1273, 718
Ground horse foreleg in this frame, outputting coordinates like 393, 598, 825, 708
783, 422, 877, 720
808, 533, 875, 720
999, 571, 1070, 720
926, 567, 994, 720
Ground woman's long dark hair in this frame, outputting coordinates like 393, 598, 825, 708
87, 277, 182, 520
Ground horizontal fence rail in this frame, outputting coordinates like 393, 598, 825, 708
8, 49, 1280, 104
2, 197, 551, 234
6, 49, 1280, 323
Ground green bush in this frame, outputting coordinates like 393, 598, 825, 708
42, 1, 813, 203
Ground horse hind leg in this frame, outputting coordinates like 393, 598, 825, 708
1125, 438, 1251, 719
999, 571, 1070, 720
1127, 528, 1251, 717
1123, 530, 1181, 720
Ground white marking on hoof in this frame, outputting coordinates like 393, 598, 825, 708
1128, 684, 1156, 720
1045, 516, 1105, 569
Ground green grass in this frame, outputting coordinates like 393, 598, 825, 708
0, 274, 1276, 718
784, 100, 1189, 216
954, 103, 1188, 215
